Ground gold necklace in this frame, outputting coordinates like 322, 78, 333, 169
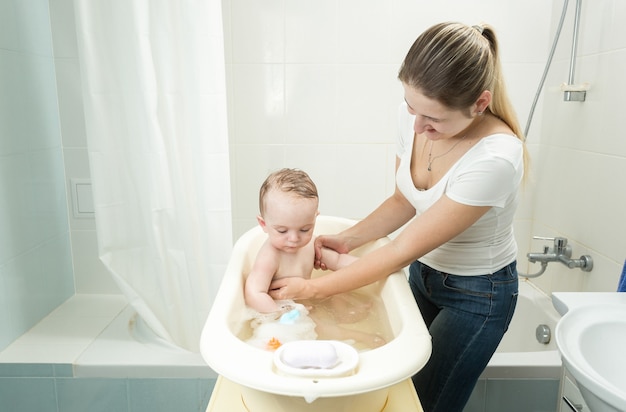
427, 135, 467, 172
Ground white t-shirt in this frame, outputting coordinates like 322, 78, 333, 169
395, 102, 524, 276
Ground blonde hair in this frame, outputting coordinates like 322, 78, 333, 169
398, 22, 525, 146
259, 168, 318, 216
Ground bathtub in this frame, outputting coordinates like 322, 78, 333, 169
481, 279, 562, 379
69, 263, 558, 383
200, 215, 431, 410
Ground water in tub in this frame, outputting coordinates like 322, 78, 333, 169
241, 274, 393, 352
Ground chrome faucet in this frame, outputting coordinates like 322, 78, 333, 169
526, 236, 593, 272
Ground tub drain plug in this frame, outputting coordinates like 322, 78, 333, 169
535, 324, 551, 344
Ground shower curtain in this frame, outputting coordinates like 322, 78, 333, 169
73, 0, 231, 352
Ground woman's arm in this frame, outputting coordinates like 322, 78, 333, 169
270, 195, 491, 300
314, 157, 416, 269
338, 185, 417, 251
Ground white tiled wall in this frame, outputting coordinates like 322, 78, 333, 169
527, 0, 626, 294
6, 0, 623, 306
0, 0, 74, 349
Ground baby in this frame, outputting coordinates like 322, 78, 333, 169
244, 168, 384, 349
244, 168, 356, 313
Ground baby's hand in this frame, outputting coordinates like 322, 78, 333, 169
314, 256, 328, 271
313, 236, 328, 270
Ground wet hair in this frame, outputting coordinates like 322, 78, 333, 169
398, 22, 524, 142
259, 168, 318, 216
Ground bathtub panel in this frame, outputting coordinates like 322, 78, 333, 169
484, 379, 560, 412
0, 376, 57, 411
56, 378, 129, 412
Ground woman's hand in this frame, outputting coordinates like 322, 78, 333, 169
269, 277, 316, 300
314, 234, 351, 270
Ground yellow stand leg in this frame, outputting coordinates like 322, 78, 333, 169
206, 376, 424, 412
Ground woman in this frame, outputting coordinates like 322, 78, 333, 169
270, 22, 525, 412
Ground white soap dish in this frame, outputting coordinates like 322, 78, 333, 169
273, 340, 359, 378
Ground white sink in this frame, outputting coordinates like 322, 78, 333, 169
555, 303, 626, 412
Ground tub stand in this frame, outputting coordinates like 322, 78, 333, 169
206, 376, 424, 412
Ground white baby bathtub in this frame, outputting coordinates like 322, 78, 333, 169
200, 215, 431, 409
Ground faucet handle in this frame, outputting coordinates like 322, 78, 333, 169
532, 236, 567, 244
533, 236, 557, 241
532, 236, 568, 253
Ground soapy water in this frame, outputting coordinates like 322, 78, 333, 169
245, 301, 317, 350
242, 290, 392, 351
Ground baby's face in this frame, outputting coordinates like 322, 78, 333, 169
260, 191, 318, 253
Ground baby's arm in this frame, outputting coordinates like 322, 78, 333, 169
244, 247, 281, 313
318, 246, 358, 271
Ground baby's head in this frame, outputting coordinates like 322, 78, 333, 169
258, 169, 319, 253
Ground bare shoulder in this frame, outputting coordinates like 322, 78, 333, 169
250, 240, 280, 275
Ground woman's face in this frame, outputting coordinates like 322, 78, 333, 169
402, 83, 476, 141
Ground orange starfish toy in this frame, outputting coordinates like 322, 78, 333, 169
266, 337, 282, 350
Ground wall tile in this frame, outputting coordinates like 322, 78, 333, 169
335, 64, 403, 145
56, 378, 129, 412
484, 379, 559, 412
231, 64, 286, 144
13, 0, 54, 56
0, 1, 19, 51
285, 0, 337, 63
336, 0, 392, 64
0, 363, 55, 377
0, 377, 57, 411
0, 51, 28, 155
285, 64, 337, 144
49, 0, 79, 58
0, 154, 29, 262
230, 0, 284, 64
578, 0, 613, 56
71, 230, 120, 294
464, 378, 486, 412
3, 248, 53, 340
55, 58, 87, 148
609, 0, 626, 50
22, 56, 62, 151
128, 379, 202, 412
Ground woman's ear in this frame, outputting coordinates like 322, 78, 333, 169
474, 90, 492, 115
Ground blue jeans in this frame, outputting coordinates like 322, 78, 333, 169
409, 260, 518, 412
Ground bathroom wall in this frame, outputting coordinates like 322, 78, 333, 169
0, 0, 74, 351
528, 0, 626, 294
